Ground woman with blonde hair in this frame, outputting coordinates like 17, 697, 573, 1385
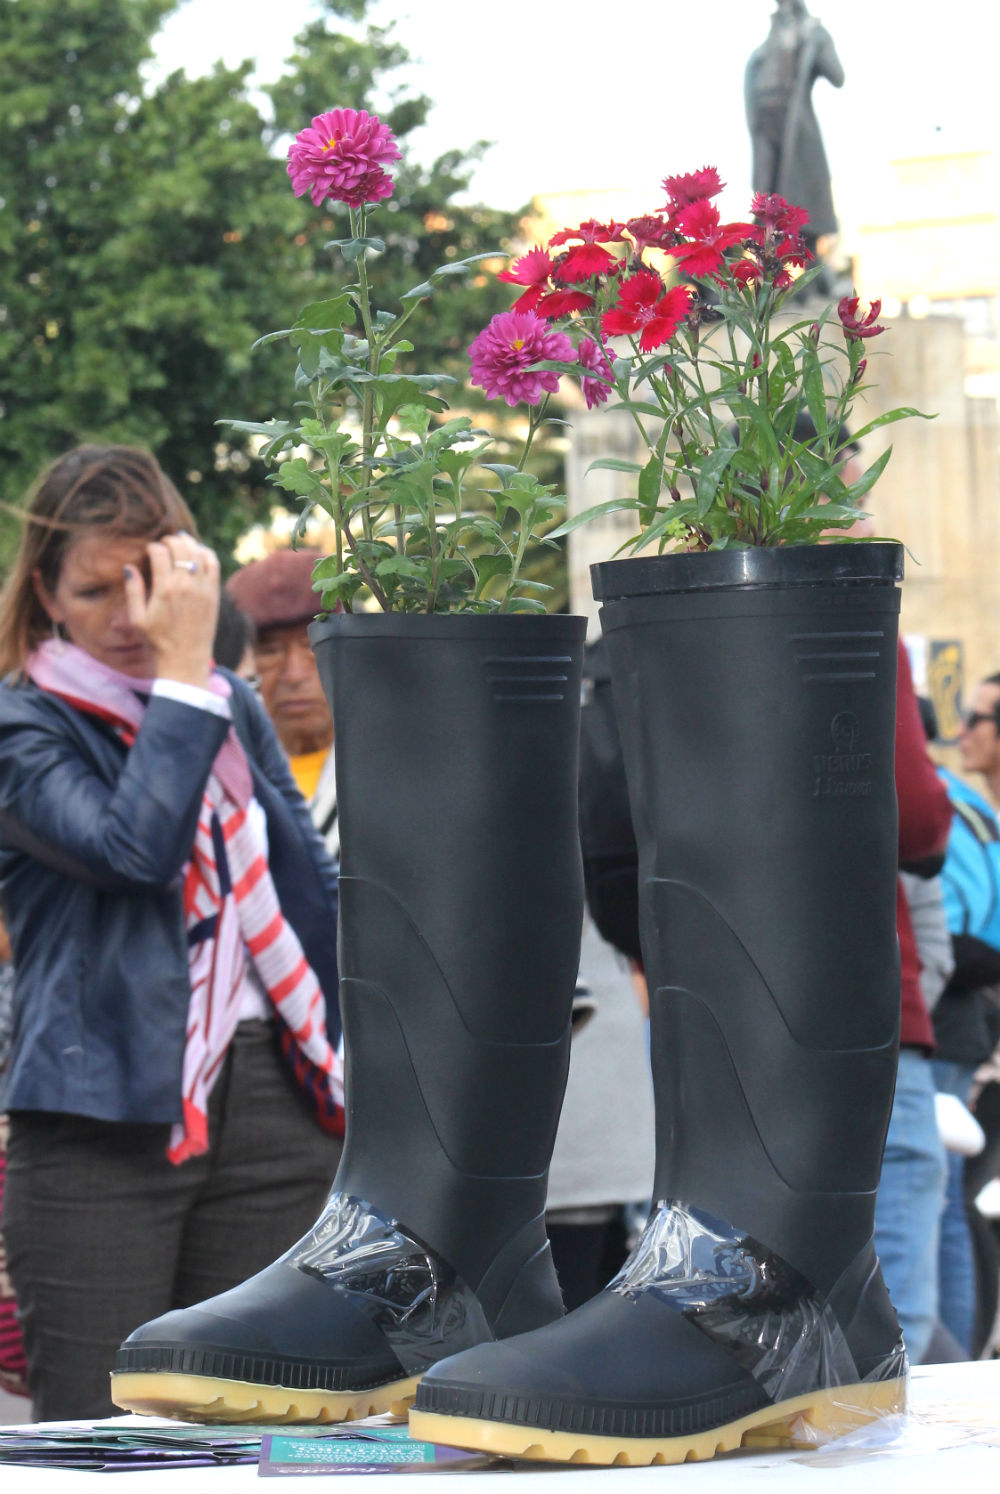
0, 445, 343, 1419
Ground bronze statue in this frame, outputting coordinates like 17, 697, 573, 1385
745, 0, 844, 244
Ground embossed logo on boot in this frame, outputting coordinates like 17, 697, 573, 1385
812, 713, 873, 799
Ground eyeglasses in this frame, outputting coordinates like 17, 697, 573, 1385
961, 709, 1000, 731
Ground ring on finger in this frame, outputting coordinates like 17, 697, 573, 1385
173, 559, 199, 574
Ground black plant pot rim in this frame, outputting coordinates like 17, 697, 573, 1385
592, 542, 903, 602
309, 612, 587, 645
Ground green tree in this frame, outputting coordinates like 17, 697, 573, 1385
0, 0, 532, 568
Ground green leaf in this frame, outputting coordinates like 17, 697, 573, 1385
291, 296, 354, 337
794, 502, 867, 524
474, 553, 513, 597
375, 554, 428, 580
638, 455, 663, 525
727, 396, 780, 464
431, 251, 503, 277
585, 457, 643, 476
802, 348, 829, 442
378, 380, 450, 425
397, 404, 432, 437
479, 462, 518, 488
548, 498, 641, 539
271, 458, 323, 496
324, 235, 386, 262
848, 407, 932, 443
401, 280, 435, 300
250, 329, 292, 351
503, 596, 549, 614
217, 418, 294, 440
842, 445, 893, 502
694, 445, 739, 519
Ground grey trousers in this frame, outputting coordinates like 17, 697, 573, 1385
1, 1020, 342, 1421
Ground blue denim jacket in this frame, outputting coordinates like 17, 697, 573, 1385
0, 672, 339, 1122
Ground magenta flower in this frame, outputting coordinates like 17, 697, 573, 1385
468, 312, 574, 408
287, 109, 401, 209
576, 337, 615, 409
838, 295, 886, 340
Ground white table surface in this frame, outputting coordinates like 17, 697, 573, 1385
1, 1362, 998, 1490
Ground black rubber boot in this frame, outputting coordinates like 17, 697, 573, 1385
112, 613, 585, 1424
411, 544, 909, 1465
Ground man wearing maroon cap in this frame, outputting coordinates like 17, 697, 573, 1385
226, 550, 338, 858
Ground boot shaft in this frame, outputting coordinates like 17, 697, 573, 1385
594, 546, 903, 1292
310, 613, 586, 1297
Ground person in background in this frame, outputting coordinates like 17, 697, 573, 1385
827, 444, 952, 1365
0, 917, 28, 1404
899, 699, 955, 1022
0, 447, 344, 1419
227, 550, 338, 859
928, 674, 1000, 1353
213, 592, 256, 679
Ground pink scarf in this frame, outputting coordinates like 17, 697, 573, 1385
27, 640, 344, 1161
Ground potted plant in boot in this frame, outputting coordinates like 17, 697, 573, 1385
111, 108, 601, 1424
409, 171, 923, 1463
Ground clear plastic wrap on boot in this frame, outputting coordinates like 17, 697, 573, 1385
611, 1201, 907, 1405
289, 1192, 492, 1376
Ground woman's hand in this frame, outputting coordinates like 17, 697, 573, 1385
123, 532, 220, 688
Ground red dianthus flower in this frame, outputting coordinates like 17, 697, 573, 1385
287, 108, 401, 209
665, 200, 756, 278
534, 288, 594, 319
750, 193, 810, 236
732, 258, 763, 287
625, 215, 674, 257
663, 167, 725, 213
601, 271, 692, 352
549, 220, 623, 283
838, 296, 886, 340
497, 248, 554, 313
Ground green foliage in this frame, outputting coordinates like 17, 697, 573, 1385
0, 0, 528, 569
229, 217, 565, 613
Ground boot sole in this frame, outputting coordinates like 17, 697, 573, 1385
110, 1371, 420, 1425
409, 1376, 906, 1465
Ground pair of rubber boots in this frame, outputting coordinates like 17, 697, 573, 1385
113, 557, 908, 1466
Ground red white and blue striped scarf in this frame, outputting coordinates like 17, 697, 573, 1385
27, 640, 344, 1161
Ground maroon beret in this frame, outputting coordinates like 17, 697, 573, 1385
225, 548, 322, 631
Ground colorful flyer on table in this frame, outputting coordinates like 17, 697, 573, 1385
259, 1425, 492, 1475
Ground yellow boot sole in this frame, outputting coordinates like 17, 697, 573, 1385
409, 1376, 906, 1466
110, 1370, 420, 1425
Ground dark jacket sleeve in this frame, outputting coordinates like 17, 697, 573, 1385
0, 685, 230, 888
896, 641, 952, 870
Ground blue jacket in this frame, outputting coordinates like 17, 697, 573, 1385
0, 672, 340, 1123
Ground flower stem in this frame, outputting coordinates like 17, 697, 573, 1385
352, 207, 379, 548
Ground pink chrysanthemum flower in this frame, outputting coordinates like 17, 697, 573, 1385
468, 312, 574, 408
576, 337, 615, 410
287, 108, 401, 209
